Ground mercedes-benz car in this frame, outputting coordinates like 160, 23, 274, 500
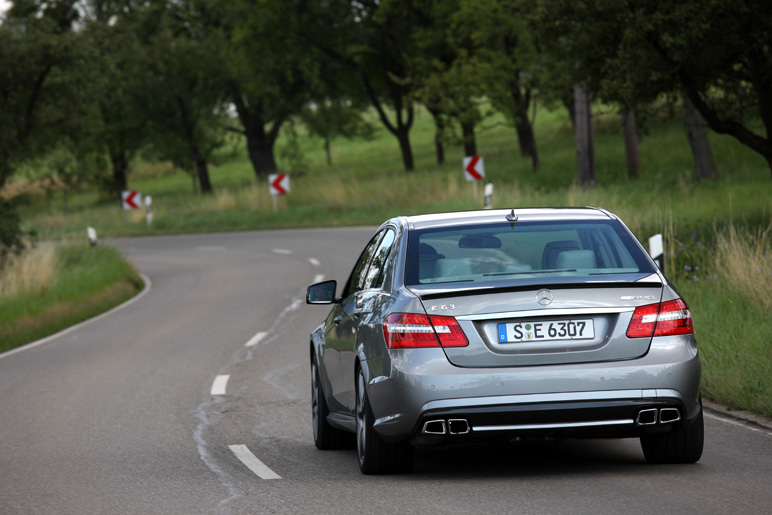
306, 208, 703, 474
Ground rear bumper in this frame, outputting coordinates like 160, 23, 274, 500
410, 390, 691, 445
364, 335, 701, 444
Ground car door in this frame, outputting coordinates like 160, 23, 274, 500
338, 228, 397, 414
325, 231, 383, 413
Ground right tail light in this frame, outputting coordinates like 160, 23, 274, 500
626, 299, 694, 338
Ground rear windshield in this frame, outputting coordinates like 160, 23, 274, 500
405, 220, 655, 287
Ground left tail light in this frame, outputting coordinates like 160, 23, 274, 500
626, 298, 694, 338
383, 313, 469, 349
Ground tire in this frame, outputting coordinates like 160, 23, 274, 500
356, 367, 415, 474
641, 399, 704, 464
311, 358, 351, 450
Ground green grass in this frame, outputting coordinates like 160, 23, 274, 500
0, 244, 143, 353
6, 102, 772, 417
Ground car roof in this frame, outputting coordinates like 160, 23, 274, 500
400, 207, 616, 231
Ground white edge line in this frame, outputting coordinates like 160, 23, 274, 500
228, 444, 282, 480
211, 375, 230, 396
313, 274, 325, 284
0, 272, 152, 362
245, 331, 267, 347
705, 412, 772, 437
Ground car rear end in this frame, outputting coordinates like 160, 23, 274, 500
367, 208, 701, 456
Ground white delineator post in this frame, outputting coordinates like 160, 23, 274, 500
145, 195, 153, 225
484, 183, 493, 209
649, 233, 664, 270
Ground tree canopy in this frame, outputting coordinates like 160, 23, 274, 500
3, 0, 772, 256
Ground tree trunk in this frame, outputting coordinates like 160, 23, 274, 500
461, 120, 477, 157
358, 70, 415, 172
396, 127, 414, 172
683, 95, 719, 180
191, 144, 212, 194
109, 147, 128, 199
574, 85, 596, 187
510, 85, 539, 171
427, 106, 445, 166
514, 115, 540, 171
233, 98, 280, 181
622, 111, 640, 178
324, 137, 332, 166
244, 111, 278, 181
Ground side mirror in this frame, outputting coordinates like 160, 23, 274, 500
306, 280, 338, 304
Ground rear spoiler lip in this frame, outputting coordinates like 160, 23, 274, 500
411, 279, 662, 301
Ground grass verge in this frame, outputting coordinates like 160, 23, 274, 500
674, 224, 772, 418
0, 244, 143, 353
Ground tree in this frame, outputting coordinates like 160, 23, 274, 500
301, 0, 431, 172
531, 0, 772, 178
208, 0, 320, 181
133, 2, 227, 194
0, 3, 90, 259
453, 0, 541, 171
79, 4, 149, 199
300, 99, 375, 166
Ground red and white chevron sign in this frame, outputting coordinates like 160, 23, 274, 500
463, 156, 485, 181
269, 174, 290, 196
122, 190, 142, 210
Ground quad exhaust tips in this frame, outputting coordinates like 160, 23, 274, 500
422, 419, 470, 435
636, 407, 682, 426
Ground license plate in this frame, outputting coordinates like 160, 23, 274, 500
497, 319, 595, 343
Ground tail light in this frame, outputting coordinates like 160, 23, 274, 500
626, 299, 693, 338
383, 313, 469, 349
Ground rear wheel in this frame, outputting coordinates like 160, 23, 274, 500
356, 368, 414, 474
641, 399, 704, 464
311, 357, 351, 450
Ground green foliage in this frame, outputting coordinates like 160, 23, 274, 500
0, 243, 142, 352
531, 0, 772, 170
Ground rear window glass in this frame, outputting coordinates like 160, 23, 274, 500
405, 220, 654, 286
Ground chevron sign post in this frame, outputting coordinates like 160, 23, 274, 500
122, 190, 142, 210
268, 174, 289, 213
269, 174, 289, 196
463, 156, 484, 182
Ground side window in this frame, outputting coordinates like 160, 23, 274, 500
363, 229, 396, 290
342, 232, 382, 299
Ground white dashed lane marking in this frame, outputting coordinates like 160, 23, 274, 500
245, 331, 267, 348
313, 274, 324, 284
210, 375, 230, 396
197, 246, 225, 251
272, 248, 292, 255
228, 445, 282, 480
308, 258, 320, 266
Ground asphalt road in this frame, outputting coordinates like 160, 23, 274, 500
1, 228, 771, 515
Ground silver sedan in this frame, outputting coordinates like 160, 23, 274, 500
306, 208, 703, 474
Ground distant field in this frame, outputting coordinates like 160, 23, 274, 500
5, 103, 772, 416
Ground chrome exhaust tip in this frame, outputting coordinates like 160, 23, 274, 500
659, 408, 681, 424
447, 419, 470, 435
636, 408, 658, 426
423, 420, 447, 435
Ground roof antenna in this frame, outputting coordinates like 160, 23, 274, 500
505, 208, 517, 228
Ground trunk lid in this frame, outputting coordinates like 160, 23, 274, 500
415, 280, 663, 367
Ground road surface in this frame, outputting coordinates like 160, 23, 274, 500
1, 228, 771, 514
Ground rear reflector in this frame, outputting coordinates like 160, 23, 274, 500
626, 299, 694, 338
383, 313, 468, 349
